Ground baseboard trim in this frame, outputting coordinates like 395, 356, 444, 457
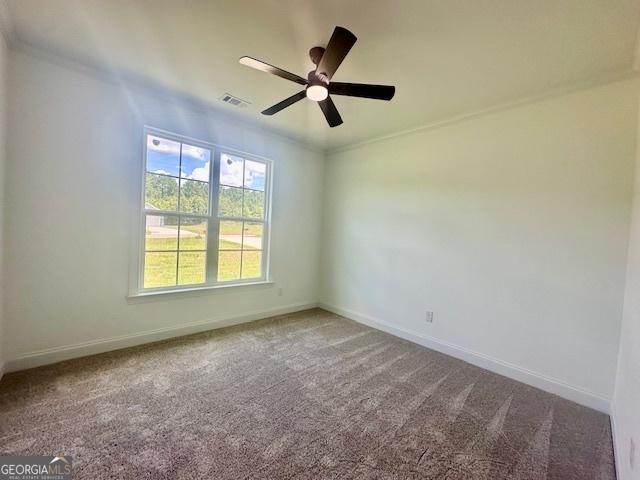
319, 302, 611, 414
4, 302, 318, 373
610, 403, 623, 479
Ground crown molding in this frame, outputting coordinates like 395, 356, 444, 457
327, 69, 640, 156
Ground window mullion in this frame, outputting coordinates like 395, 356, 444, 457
175, 145, 183, 286
206, 148, 222, 283
260, 161, 272, 282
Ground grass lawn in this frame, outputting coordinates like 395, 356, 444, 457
143, 220, 263, 288
217, 250, 261, 282
146, 236, 206, 250
219, 220, 262, 237
144, 246, 261, 289
180, 222, 207, 235
219, 239, 242, 249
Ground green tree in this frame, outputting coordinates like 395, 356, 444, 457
145, 174, 178, 211
218, 187, 264, 218
180, 180, 209, 214
219, 187, 243, 217
243, 190, 264, 218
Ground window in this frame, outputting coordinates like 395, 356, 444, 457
139, 128, 271, 292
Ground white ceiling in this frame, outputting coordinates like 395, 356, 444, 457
4, 0, 640, 151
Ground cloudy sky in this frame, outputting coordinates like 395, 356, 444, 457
147, 135, 265, 190
221, 154, 266, 191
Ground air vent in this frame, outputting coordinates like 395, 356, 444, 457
220, 93, 251, 108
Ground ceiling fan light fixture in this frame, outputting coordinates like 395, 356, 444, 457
306, 85, 328, 102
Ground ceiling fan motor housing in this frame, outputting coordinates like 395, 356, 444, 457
307, 70, 329, 87
309, 47, 330, 84
309, 46, 326, 65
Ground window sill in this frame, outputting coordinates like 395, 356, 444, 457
127, 280, 275, 303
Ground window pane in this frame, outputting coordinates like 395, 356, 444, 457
220, 153, 244, 187
145, 215, 179, 251
219, 186, 243, 217
218, 251, 241, 281
243, 189, 265, 219
145, 173, 179, 212
219, 220, 243, 250
144, 252, 177, 288
178, 252, 206, 285
242, 222, 263, 250
181, 144, 211, 181
244, 160, 266, 191
180, 179, 209, 214
146, 135, 180, 176
241, 251, 262, 279
179, 218, 207, 250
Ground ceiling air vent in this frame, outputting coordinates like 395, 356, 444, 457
220, 93, 251, 108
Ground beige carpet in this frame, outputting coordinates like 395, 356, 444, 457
0, 308, 615, 479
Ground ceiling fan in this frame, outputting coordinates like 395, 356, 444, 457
239, 26, 395, 127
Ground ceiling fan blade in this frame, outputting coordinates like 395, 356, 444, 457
261, 90, 307, 115
239, 56, 307, 86
318, 96, 343, 127
329, 82, 395, 101
315, 27, 357, 81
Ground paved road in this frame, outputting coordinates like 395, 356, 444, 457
220, 234, 261, 249
147, 226, 197, 238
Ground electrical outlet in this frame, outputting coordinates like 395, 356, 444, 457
278, 288, 283, 297
631, 437, 636, 470
425, 311, 434, 323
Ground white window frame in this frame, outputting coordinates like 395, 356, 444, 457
132, 126, 273, 296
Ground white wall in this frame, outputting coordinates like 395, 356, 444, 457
0, 32, 7, 374
611, 95, 640, 480
320, 78, 640, 411
3, 49, 324, 368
